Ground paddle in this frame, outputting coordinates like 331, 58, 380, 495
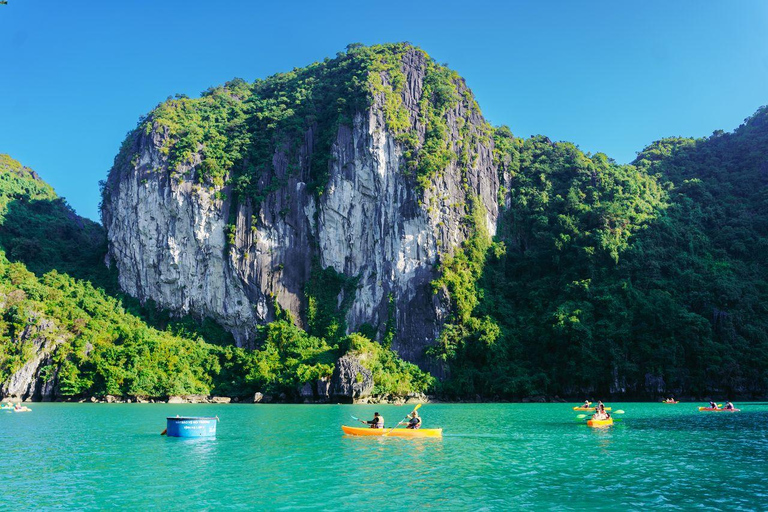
351, 414, 368, 425
383, 404, 422, 436
577, 410, 624, 421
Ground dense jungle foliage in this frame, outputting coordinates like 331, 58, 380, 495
434, 108, 768, 398
5, 42, 768, 400
0, 154, 432, 399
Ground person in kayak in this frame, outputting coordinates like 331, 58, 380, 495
582, 400, 591, 408
364, 412, 384, 429
709, 401, 719, 410
724, 401, 735, 410
404, 410, 422, 429
592, 403, 610, 421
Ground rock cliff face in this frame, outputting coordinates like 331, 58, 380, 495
101, 46, 499, 365
330, 355, 374, 400
101, 129, 258, 343
0, 316, 62, 401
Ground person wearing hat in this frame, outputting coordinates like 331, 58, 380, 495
363, 412, 384, 429
404, 410, 422, 429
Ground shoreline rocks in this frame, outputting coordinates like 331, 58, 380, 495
5, 390, 767, 404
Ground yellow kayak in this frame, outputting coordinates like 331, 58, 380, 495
573, 406, 611, 411
662, 401, 679, 404
341, 425, 442, 438
587, 417, 614, 427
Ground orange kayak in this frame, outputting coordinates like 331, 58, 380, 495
698, 407, 739, 412
587, 417, 614, 427
341, 425, 442, 438
662, 401, 679, 404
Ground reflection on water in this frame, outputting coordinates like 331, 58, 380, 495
164, 435, 219, 461
0, 403, 767, 510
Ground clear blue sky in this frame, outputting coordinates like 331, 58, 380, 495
2, 1, 767, 221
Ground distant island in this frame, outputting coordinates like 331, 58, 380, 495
2, 43, 767, 404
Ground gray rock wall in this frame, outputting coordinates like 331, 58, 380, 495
0, 318, 62, 401
102, 49, 499, 364
102, 129, 258, 344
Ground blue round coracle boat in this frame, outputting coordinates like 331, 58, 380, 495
165, 416, 218, 438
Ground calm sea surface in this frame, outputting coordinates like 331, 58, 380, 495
2, 402, 767, 510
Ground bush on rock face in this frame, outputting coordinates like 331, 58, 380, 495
342, 333, 435, 396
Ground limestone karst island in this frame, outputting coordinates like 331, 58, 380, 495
2, 2, 768, 510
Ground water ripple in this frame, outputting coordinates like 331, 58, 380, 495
1, 403, 767, 510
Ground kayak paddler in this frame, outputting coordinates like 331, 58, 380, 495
404, 410, 422, 429
724, 401, 735, 410
364, 412, 384, 429
582, 400, 591, 408
709, 401, 719, 410
592, 402, 610, 421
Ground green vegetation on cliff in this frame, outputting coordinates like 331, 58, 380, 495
436, 108, 768, 398
0, 155, 111, 286
0, 154, 432, 399
7, 42, 768, 400
123, 42, 485, 203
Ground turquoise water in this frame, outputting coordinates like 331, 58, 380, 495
2, 403, 767, 510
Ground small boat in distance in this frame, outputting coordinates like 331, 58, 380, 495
1, 403, 31, 412
573, 406, 611, 411
341, 425, 442, 438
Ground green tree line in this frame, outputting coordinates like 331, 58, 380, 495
434, 108, 768, 398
